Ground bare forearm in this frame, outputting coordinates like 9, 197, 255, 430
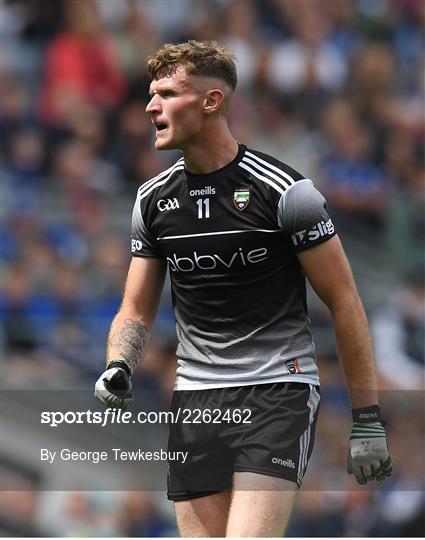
106, 310, 150, 374
330, 293, 378, 409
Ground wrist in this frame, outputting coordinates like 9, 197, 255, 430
107, 360, 132, 378
351, 404, 381, 423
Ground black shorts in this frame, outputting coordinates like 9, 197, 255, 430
167, 382, 320, 501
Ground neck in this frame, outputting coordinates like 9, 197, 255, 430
182, 122, 239, 174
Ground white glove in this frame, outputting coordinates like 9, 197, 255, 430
348, 419, 393, 484
94, 362, 133, 409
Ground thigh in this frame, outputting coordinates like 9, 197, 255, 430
226, 472, 298, 537
167, 389, 233, 500
175, 490, 232, 537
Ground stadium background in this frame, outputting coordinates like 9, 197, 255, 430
1, 0, 424, 536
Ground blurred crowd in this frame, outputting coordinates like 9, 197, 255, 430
1, 0, 424, 537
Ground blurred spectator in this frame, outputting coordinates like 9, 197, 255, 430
287, 490, 346, 536
53, 138, 123, 200
35, 491, 176, 537
107, 100, 154, 183
385, 150, 425, 272
392, 0, 425, 93
321, 0, 361, 60
134, 0, 200, 41
252, 93, 321, 179
57, 492, 99, 537
1, 264, 38, 353
185, 4, 222, 43
5, 128, 47, 206
375, 490, 425, 537
23, 235, 57, 291
0, 72, 32, 140
0, 207, 45, 262
320, 99, 390, 229
38, 492, 121, 537
66, 104, 107, 155
119, 492, 174, 537
134, 336, 178, 404
84, 234, 128, 347
28, 265, 84, 345
0, 490, 44, 537
132, 146, 175, 187
221, 2, 260, 96
349, 41, 423, 164
350, 43, 396, 122
102, 1, 160, 81
264, 1, 347, 125
228, 95, 260, 149
372, 269, 425, 390
39, 0, 126, 126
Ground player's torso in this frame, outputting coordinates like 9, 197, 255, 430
137, 146, 319, 389
141, 151, 307, 335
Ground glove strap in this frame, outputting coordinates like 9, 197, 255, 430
351, 404, 382, 424
107, 360, 131, 378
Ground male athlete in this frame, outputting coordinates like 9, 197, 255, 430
95, 41, 392, 537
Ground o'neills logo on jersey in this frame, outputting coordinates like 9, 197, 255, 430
291, 219, 335, 247
233, 188, 251, 212
167, 247, 268, 272
189, 186, 216, 196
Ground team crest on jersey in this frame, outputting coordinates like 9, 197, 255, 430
285, 358, 301, 375
233, 188, 251, 212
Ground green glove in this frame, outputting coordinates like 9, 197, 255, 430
348, 405, 393, 485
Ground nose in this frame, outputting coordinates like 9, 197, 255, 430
146, 94, 161, 114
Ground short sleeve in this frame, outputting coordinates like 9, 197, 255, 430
130, 195, 162, 258
277, 179, 337, 251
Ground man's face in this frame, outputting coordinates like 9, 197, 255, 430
146, 68, 206, 151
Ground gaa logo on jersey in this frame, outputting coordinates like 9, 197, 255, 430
131, 238, 143, 253
157, 198, 179, 212
285, 358, 301, 374
233, 188, 251, 212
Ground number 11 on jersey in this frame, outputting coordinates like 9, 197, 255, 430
196, 198, 210, 219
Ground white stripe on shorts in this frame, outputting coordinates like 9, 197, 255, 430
297, 384, 320, 485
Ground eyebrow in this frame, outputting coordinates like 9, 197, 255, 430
148, 86, 176, 97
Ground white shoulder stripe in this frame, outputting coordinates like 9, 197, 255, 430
238, 162, 285, 196
242, 156, 291, 190
245, 150, 295, 186
140, 165, 185, 200
138, 157, 184, 196
138, 158, 184, 196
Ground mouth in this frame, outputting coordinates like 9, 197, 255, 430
153, 121, 168, 134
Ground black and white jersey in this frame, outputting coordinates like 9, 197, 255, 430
131, 144, 336, 390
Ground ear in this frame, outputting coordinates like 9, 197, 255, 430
203, 89, 225, 114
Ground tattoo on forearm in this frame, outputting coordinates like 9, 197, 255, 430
108, 319, 149, 373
